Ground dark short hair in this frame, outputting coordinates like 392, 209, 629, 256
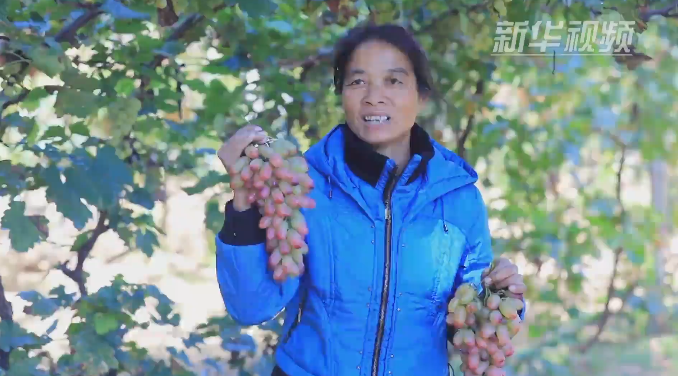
332, 23, 434, 97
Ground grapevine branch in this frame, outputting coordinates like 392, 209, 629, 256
141, 12, 203, 98
58, 211, 110, 297
517, 278, 638, 366
457, 116, 474, 160
280, 3, 487, 71
157, 0, 179, 27
2, 0, 101, 127
0, 90, 29, 113
1, 85, 61, 113
579, 144, 627, 352
456, 80, 484, 159
53, 2, 104, 44
639, 1, 678, 22
0, 276, 13, 370
0, 85, 69, 139
146, 1, 235, 71
137, 5, 227, 101
0, 88, 30, 137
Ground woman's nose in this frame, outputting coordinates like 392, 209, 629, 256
362, 86, 386, 105
363, 98, 386, 105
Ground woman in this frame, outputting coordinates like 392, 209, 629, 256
215, 23, 526, 376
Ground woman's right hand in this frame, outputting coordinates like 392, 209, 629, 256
218, 124, 269, 212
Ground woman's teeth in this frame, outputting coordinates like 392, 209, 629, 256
363, 116, 390, 123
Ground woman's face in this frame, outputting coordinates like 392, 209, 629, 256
341, 40, 426, 148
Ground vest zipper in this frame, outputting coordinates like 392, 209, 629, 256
371, 171, 399, 376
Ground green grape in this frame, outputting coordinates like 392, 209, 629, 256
106, 97, 141, 137
172, 0, 189, 13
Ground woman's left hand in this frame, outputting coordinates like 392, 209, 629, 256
482, 257, 526, 299
446, 258, 525, 329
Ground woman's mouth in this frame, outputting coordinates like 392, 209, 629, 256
363, 115, 391, 125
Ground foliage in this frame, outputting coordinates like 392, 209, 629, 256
1, 0, 678, 375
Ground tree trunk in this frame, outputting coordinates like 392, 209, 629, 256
648, 159, 670, 334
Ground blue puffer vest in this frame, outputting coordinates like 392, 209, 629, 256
215, 124, 523, 376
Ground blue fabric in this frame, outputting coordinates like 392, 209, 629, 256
215, 125, 525, 376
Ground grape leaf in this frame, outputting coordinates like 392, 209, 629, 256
42, 125, 66, 140
126, 186, 155, 210
93, 312, 119, 335
88, 146, 135, 209
0, 321, 43, 352
49, 285, 77, 307
18, 291, 59, 317
235, 0, 278, 17
21, 87, 51, 111
266, 20, 294, 34
42, 165, 93, 230
68, 121, 90, 136
70, 328, 119, 372
27, 46, 64, 77
0, 161, 28, 196
182, 333, 205, 348
0, 201, 44, 252
64, 165, 103, 208
54, 88, 99, 118
135, 229, 159, 257
4, 356, 49, 376
60, 68, 101, 91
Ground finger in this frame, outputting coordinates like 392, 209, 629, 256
241, 123, 263, 133
493, 274, 523, 290
218, 143, 247, 169
492, 257, 510, 270
483, 264, 507, 285
220, 131, 259, 164
227, 125, 259, 143
234, 127, 260, 144
483, 258, 508, 279
508, 282, 527, 294
237, 132, 269, 158
251, 130, 269, 144
487, 263, 518, 283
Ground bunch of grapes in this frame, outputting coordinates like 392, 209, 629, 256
103, 97, 141, 140
228, 138, 316, 283
107, 97, 141, 127
447, 277, 524, 376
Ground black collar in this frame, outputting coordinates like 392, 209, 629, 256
342, 123, 434, 187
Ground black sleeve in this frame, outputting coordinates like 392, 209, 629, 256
447, 325, 455, 344
218, 200, 266, 246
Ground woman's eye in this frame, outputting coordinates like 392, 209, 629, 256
347, 79, 364, 86
389, 78, 402, 85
